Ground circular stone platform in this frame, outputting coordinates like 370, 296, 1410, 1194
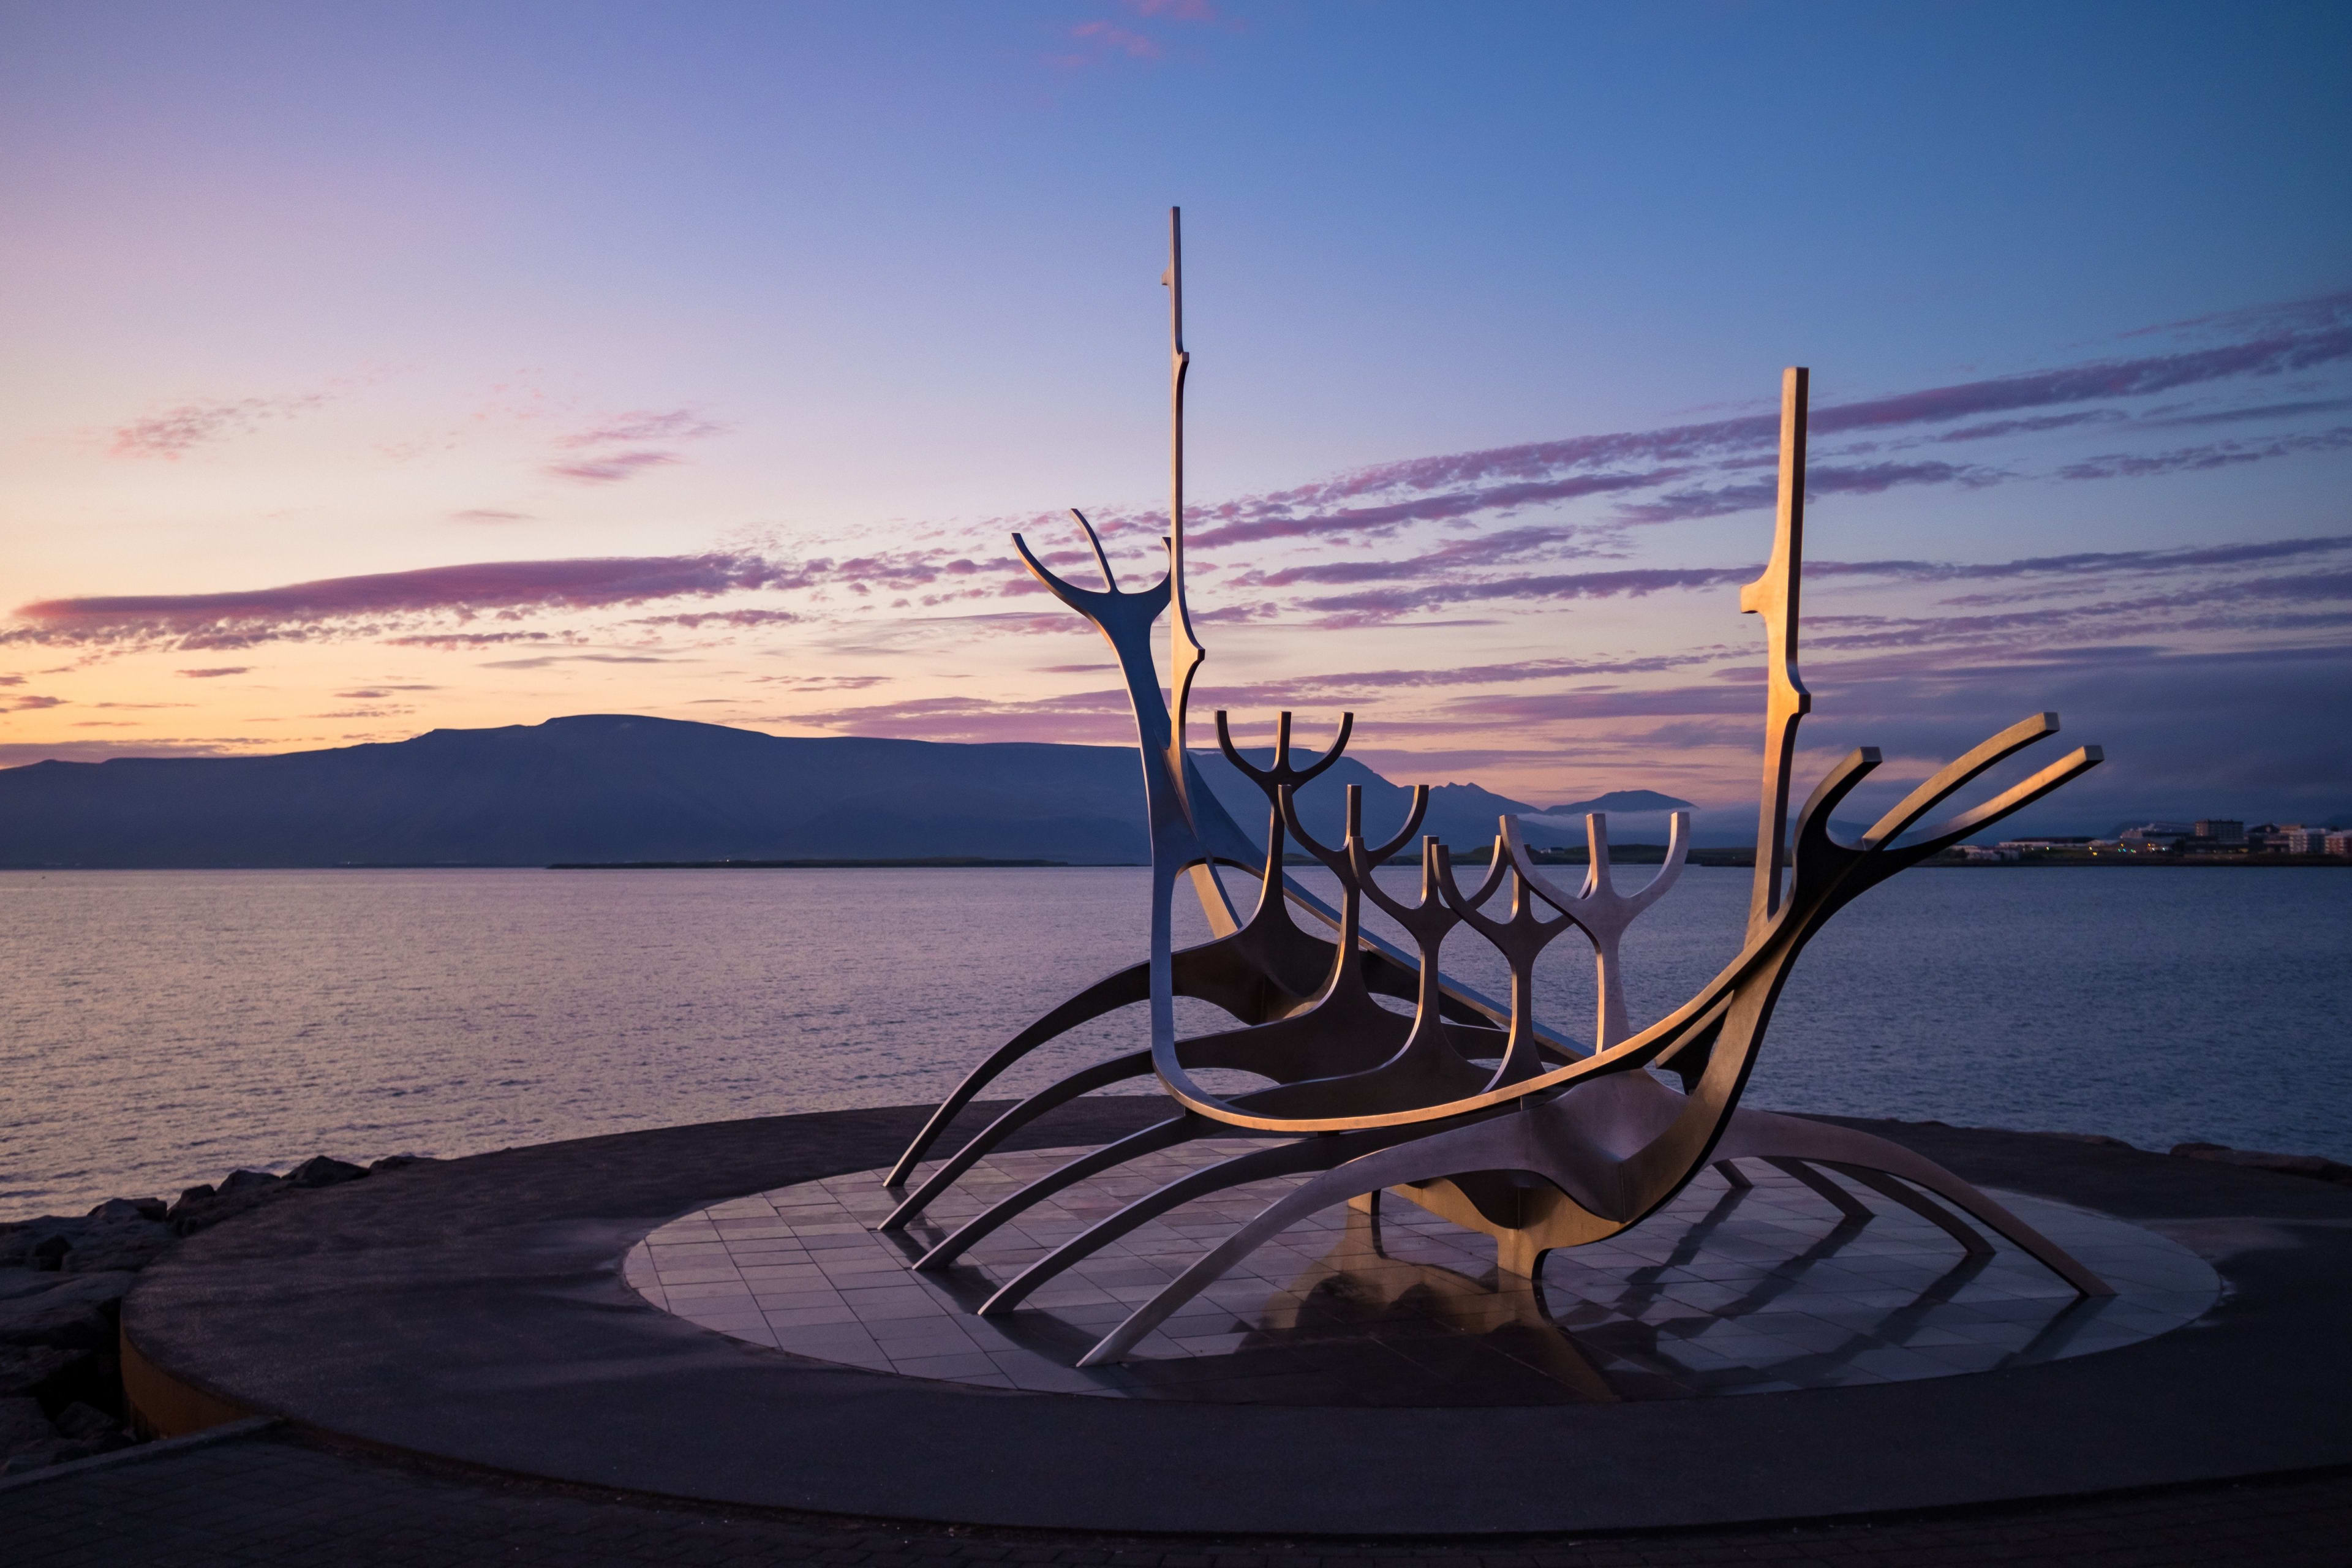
626, 1142, 2217, 1405
121, 1101, 2352, 1536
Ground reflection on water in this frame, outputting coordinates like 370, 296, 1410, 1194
625, 1141, 2218, 1406
4, 865, 2348, 1215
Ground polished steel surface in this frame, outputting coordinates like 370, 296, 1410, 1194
1504, 809, 1689, 1051
884, 217, 2112, 1370
1744, 366, 1812, 944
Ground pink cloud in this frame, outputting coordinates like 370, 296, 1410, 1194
794, 688, 1141, 744
1269, 651, 1726, 693
1938, 410, 2128, 442
630, 608, 804, 630
1188, 473, 1667, 551
2120, 287, 2352, 342
1801, 567, 2352, 654
1808, 328, 2352, 438
478, 652, 681, 669
9, 552, 817, 652
1439, 687, 1763, 723
1300, 565, 1757, 620
1047, 0, 1223, 69
383, 631, 567, 649
1611, 461, 1996, 526
753, 673, 889, 691
176, 666, 251, 678
4, 693, 65, 711
1871, 534, 2352, 590
1167, 296, 2352, 548
1284, 533, 2352, 622
1070, 21, 1160, 58
554, 410, 726, 448
1240, 526, 1591, 589
110, 391, 330, 460
546, 450, 679, 484
543, 407, 726, 484
2055, 424, 2352, 481
2144, 397, 2352, 429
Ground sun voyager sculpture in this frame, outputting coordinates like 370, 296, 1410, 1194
881, 209, 2112, 1368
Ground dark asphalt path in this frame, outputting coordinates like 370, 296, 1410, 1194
6, 1422, 2350, 1567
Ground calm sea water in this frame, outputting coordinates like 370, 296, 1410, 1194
2, 866, 2346, 1218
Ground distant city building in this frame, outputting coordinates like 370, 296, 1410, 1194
1961, 824, 2342, 859
1956, 827, 2344, 860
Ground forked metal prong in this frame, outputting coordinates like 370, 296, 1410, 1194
1902, 747, 2104, 858
1215, 709, 1353, 794
1862, 712, 2059, 848
1069, 508, 1120, 592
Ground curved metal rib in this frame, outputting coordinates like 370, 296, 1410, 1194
1827, 1163, 1992, 1254
1075, 1125, 1502, 1364
980, 1117, 1468, 1317
884, 965, 1150, 1188
1711, 1107, 2113, 1295
886, 884, 1361, 1195
1762, 1156, 1875, 1224
912, 1115, 1203, 1272
881, 1050, 1153, 1231
885, 913, 1427, 1233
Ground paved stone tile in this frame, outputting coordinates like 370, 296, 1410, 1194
619, 1145, 2220, 1406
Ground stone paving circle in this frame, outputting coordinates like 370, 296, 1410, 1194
626, 1139, 2219, 1405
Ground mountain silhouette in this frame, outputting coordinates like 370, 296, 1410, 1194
1536, 788, 1697, 816
0, 714, 1574, 869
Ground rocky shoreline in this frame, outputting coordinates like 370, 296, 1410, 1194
2, 1129, 2346, 1479
0, 1152, 433, 1476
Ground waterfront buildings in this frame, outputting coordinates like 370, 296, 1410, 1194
1962, 823, 2351, 861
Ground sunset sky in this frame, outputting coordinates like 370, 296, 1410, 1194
3, 1, 2346, 831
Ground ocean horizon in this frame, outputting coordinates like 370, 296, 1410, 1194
4, 863, 2346, 1220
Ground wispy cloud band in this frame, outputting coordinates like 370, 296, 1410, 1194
9, 553, 811, 652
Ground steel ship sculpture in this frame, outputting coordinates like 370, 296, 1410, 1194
881, 210, 2111, 1366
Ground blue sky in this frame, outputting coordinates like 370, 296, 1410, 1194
1, 1, 2346, 832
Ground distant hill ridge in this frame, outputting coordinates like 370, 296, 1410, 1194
0, 714, 1610, 869
1536, 789, 1697, 816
